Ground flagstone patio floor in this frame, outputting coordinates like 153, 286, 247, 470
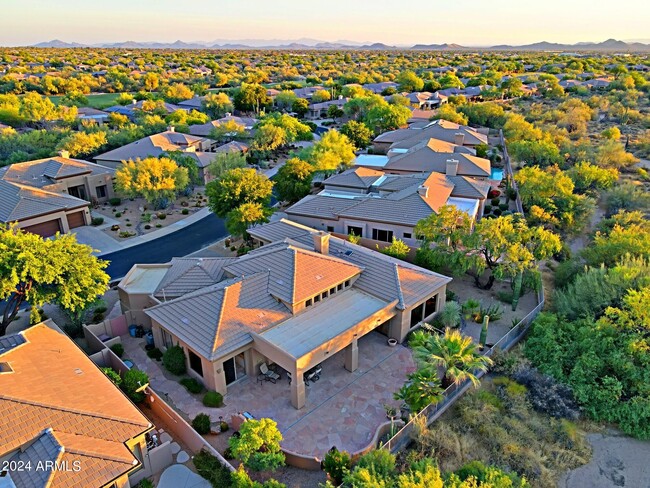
122, 331, 416, 457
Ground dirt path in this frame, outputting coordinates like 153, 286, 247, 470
568, 203, 606, 255
559, 431, 650, 488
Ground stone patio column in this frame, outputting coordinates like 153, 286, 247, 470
291, 370, 305, 409
344, 339, 359, 372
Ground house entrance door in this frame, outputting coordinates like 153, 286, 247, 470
224, 357, 237, 385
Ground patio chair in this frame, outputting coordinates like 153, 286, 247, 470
260, 363, 280, 383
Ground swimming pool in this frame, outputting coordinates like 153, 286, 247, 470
490, 168, 504, 180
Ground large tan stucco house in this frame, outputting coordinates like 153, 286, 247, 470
0, 321, 153, 488
118, 222, 451, 409
93, 129, 219, 184
373, 119, 489, 154
285, 166, 489, 248
0, 154, 115, 237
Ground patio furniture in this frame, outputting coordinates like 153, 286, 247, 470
260, 363, 280, 383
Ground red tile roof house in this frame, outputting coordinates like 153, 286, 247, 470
0, 321, 155, 488
117, 225, 451, 409
284, 166, 489, 248
93, 128, 219, 184
0, 155, 115, 237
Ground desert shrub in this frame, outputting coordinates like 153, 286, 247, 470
181, 377, 204, 394
136, 479, 154, 488
203, 391, 223, 407
157, 212, 167, 220
483, 204, 492, 213
493, 208, 502, 216
193, 449, 233, 487
512, 365, 580, 420
110, 343, 124, 358
229, 418, 285, 471
101, 367, 122, 386
91, 217, 104, 226
553, 258, 584, 288
181, 208, 189, 215
155, 223, 162, 228
345, 449, 396, 486
499, 203, 508, 211
323, 447, 351, 485
109, 197, 121, 206
144, 224, 151, 230
439, 301, 462, 328
491, 197, 500, 206
192, 413, 212, 435
162, 345, 187, 375
121, 369, 149, 403
146, 347, 163, 360
115, 212, 122, 218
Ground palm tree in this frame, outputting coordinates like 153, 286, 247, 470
410, 328, 492, 389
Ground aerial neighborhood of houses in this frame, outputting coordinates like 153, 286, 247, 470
1, 40, 649, 488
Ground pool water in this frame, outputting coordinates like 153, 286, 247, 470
490, 168, 504, 180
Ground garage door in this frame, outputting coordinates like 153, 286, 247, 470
22, 219, 62, 237
66, 211, 86, 229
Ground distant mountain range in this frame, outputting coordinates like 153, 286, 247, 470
28, 38, 650, 52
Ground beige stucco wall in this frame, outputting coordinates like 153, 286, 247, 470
14, 206, 90, 234
390, 285, 447, 342
45, 172, 115, 203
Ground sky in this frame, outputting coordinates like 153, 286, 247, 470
2, 0, 649, 46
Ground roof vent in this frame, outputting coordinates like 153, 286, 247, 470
181, 317, 189, 324
315, 274, 323, 280
276, 279, 285, 285
344, 250, 353, 256
74, 368, 83, 375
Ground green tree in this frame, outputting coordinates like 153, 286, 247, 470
274, 158, 314, 203
251, 124, 287, 153
226, 202, 272, 239
508, 140, 561, 167
567, 162, 618, 194
291, 98, 309, 118
202, 92, 233, 119
274, 90, 298, 111
595, 140, 639, 169
340, 120, 372, 149
115, 157, 189, 206
142, 72, 160, 92
397, 70, 425, 92
56, 131, 107, 158
380, 237, 410, 259
228, 418, 285, 471
300, 130, 356, 171
206, 168, 273, 217
311, 89, 331, 103
0, 227, 110, 334
206, 151, 247, 181
164, 151, 201, 185
233, 83, 271, 113
364, 103, 411, 133
256, 113, 313, 143
431, 105, 469, 125
409, 329, 493, 388
162, 83, 194, 103
209, 119, 247, 143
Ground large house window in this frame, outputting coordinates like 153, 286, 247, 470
410, 304, 424, 328
95, 185, 107, 199
372, 229, 394, 242
188, 350, 203, 377
424, 294, 438, 318
161, 329, 173, 349
403, 232, 412, 239
327, 226, 334, 232
347, 225, 363, 237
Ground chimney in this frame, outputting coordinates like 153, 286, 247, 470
58, 150, 70, 159
132, 99, 137, 105
313, 231, 330, 255
446, 159, 459, 176
167, 125, 175, 132
224, 112, 232, 117
454, 133, 465, 146
417, 185, 429, 197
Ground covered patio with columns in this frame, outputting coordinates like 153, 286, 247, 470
251, 289, 397, 409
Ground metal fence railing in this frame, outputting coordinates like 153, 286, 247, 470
381, 132, 545, 455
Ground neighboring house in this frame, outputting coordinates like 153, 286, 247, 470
0, 321, 154, 488
0, 155, 116, 236
118, 226, 451, 409
361, 81, 399, 94
382, 139, 491, 178
105, 100, 188, 121
177, 95, 206, 111
373, 119, 489, 154
293, 85, 325, 100
285, 167, 489, 246
306, 98, 348, 119
93, 129, 218, 183
76, 106, 110, 125
188, 115, 257, 137
0, 122, 12, 131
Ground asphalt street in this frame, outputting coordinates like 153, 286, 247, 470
102, 212, 228, 281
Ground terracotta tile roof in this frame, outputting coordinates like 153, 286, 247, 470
0, 180, 89, 223
146, 272, 292, 360
0, 323, 151, 487
0, 156, 114, 188
223, 243, 363, 304
154, 257, 237, 299
94, 130, 211, 163
323, 167, 385, 190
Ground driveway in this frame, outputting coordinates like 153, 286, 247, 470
101, 212, 227, 280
